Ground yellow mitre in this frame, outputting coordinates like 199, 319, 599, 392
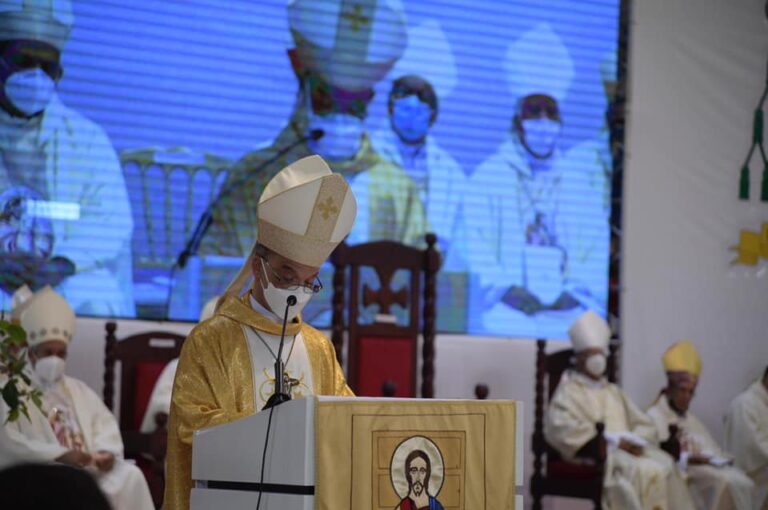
662, 340, 702, 376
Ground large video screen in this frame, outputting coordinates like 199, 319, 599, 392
0, 0, 618, 339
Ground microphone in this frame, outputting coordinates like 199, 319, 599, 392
175, 129, 324, 270
262, 294, 297, 410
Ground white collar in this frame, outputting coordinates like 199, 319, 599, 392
569, 369, 608, 389
248, 291, 283, 325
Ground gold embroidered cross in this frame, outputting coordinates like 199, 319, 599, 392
318, 196, 339, 220
342, 4, 369, 32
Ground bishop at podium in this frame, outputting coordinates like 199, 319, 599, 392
165, 155, 357, 510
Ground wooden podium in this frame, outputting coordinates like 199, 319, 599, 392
191, 397, 523, 509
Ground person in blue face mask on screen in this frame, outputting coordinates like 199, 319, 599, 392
373, 75, 466, 271
465, 23, 589, 337
372, 20, 466, 272
0, 0, 134, 316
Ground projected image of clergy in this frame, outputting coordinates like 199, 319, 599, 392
200, 0, 427, 263
371, 20, 466, 272
195, 0, 428, 325
465, 23, 590, 335
0, 0, 134, 316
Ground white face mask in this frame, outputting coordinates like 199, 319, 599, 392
521, 118, 561, 159
34, 355, 66, 387
259, 260, 312, 321
585, 353, 607, 378
4, 69, 56, 117
306, 112, 364, 160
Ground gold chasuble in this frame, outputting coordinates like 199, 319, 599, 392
164, 294, 352, 510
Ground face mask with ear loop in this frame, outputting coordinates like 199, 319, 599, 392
302, 78, 365, 160
520, 117, 561, 159
34, 355, 66, 387
585, 352, 607, 377
4, 68, 56, 117
259, 257, 312, 321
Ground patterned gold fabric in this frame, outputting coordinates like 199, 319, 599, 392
164, 293, 353, 510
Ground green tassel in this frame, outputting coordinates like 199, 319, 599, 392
762, 163, 768, 202
755, 110, 764, 145
740, 165, 750, 200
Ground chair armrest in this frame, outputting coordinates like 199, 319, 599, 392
575, 422, 607, 464
660, 424, 681, 460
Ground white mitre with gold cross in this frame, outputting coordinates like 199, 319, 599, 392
222, 155, 357, 299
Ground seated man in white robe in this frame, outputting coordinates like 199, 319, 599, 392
647, 340, 754, 510
545, 310, 694, 510
139, 296, 218, 434
725, 366, 768, 510
0, 286, 154, 510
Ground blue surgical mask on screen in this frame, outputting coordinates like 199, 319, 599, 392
391, 96, 432, 145
521, 118, 561, 159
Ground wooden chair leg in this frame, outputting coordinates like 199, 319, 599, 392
531, 492, 543, 510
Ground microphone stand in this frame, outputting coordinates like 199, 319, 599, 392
163, 129, 324, 319
255, 293, 297, 510
263, 294, 297, 410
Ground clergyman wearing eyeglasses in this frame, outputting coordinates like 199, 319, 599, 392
163, 156, 357, 510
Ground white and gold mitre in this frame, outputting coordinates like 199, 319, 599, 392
258, 155, 357, 267
0, 0, 74, 50
15, 285, 75, 347
287, 0, 407, 91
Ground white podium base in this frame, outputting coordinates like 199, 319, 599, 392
190, 487, 313, 510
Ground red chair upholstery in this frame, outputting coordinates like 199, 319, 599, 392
103, 322, 185, 508
133, 361, 168, 430
330, 233, 440, 398
530, 338, 619, 510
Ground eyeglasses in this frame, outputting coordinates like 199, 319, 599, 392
260, 256, 323, 295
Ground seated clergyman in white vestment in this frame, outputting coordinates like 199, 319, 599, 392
165, 155, 357, 510
138, 296, 218, 434
725, 366, 768, 510
0, 286, 154, 510
647, 340, 754, 510
544, 310, 695, 510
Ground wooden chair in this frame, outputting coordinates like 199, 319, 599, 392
120, 146, 231, 319
530, 338, 620, 510
102, 321, 185, 508
330, 233, 440, 398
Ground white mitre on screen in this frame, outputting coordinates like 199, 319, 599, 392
504, 22, 574, 105
288, 0, 407, 91
568, 310, 610, 353
221, 155, 357, 300
0, 0, 74, 50
387, 19, 457, 99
